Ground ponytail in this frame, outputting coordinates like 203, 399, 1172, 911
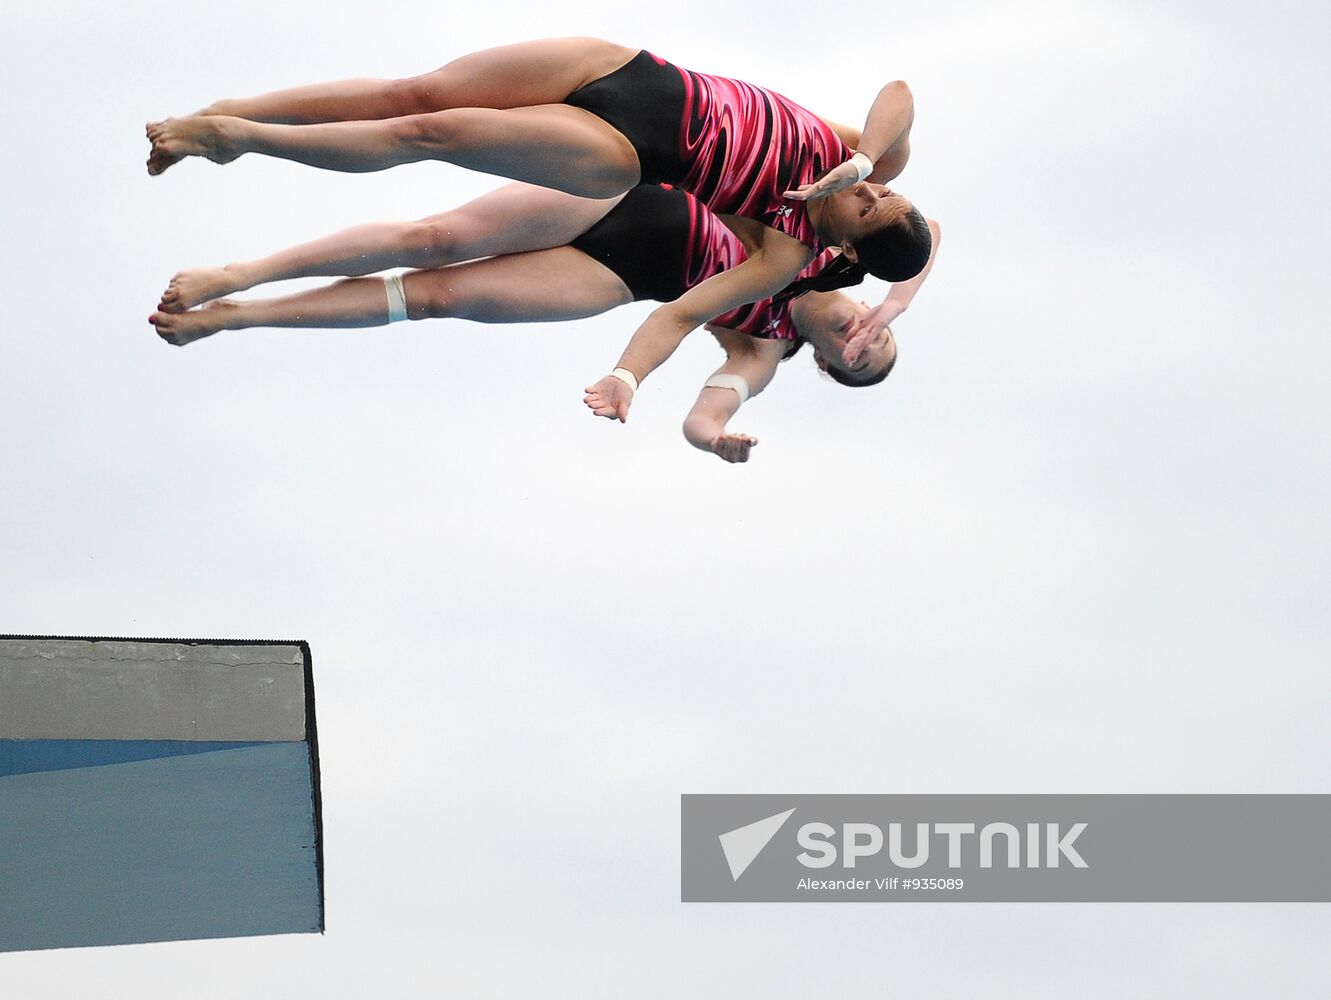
772, 254, 869, 303
777, 207, 932, 302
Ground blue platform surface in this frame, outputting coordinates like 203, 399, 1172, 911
0, 742, 322, 951
0, 740, 268, 777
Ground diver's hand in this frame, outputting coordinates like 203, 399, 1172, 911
842, 299, 902, 365
583, 375, 634, 422
783, 153, 872, 201
710, 432, 759, 464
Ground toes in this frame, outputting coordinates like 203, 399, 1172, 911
147, 149, 179, 175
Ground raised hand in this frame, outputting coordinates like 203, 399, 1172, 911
842, 299, 903, 365
583, 374, 634, 422
783, 152, 872, 202
710, 432, 759, 463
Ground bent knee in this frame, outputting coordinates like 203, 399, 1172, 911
408, 285, 454, 321
402, 272, 469, 321
403, 219, 463, 266
385, 75, 445, 115
391, 111, 463, 155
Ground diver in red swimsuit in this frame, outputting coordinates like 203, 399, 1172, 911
149, 182, 940, 459
565, 52, 854, 254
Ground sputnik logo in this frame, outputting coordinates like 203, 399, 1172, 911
718, 808, 796, 881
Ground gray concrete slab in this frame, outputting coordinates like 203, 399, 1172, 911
0, 638, 307, 741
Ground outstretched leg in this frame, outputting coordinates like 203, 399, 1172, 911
146, 104, 640, 197
147, 38, 637, 173
150, 245, 634, 347
159, 183, 622, 312
201, 38, 637, 122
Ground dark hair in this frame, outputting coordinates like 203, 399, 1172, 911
855, 206, 932, 282
772, 253, 866, 303
774, 207, 932, 301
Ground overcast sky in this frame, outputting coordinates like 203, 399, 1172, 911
3, 0, 1329, 994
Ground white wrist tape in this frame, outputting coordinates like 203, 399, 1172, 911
383, 273, 408, 323
704, 373, 750, 404
609, 367, 639, 392
849, 151, 875, 182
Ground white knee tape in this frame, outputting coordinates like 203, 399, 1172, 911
704, 373, 750, 404
384, 273, 408, 323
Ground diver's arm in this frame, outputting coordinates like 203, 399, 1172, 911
584, 231, 812, 422
682, 330, 786, 462
789, 83, 915, 200
822, 119, 862, 152
854, 81, 914, 183
843, 218, 942, 364
883, 217, 941, 313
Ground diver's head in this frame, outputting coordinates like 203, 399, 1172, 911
791, 292, 897, 387
819, 182, 931, 282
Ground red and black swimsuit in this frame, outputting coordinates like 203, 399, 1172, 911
565, 50, 851, 253
570, 185, 830, 342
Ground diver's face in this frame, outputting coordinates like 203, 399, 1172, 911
799, 294, 897, 384
824, 182, 916, 249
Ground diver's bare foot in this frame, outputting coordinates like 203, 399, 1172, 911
158, 264, 251, 313
144, 120, 184, 174
146, 116, 243, 175
150, 299, 239, 347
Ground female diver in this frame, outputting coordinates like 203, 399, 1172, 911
149, 181, 940, 460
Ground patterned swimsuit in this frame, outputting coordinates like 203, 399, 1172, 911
565, 50, 851, 253
570, 185, 832, 341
